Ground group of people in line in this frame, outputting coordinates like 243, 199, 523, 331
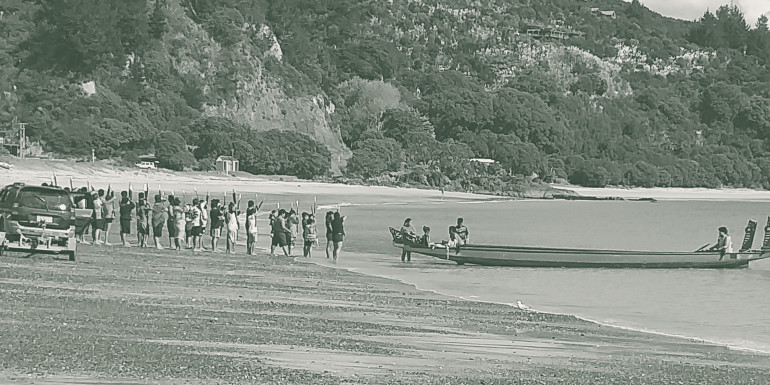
398, 217, 469, 262
67, 186, 346, 259
267, 209, 346, 261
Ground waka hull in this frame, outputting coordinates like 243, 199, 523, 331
394, 243, 770, 269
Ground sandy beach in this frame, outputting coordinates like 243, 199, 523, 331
4, 159, 769, 202
1, 159, 770, 383
0, 159, 500, 203
1, 244, 769, 385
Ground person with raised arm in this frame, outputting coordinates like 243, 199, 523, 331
119, 190, 136, 247
151, 194, 167, 249
246, 200, 263, 255
136, 192, 151, 248
331, 211, 346, 262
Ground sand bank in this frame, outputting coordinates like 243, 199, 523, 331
553, 184, 770, 201
0, 241, 769, 384
0, 158, 499, 203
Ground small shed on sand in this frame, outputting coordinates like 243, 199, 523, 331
216, 156, 239, 174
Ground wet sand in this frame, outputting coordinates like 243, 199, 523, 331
1, 243, 769, 384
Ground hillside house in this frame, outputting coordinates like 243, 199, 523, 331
591, 8, 616, 19
216, 156, 239, 174
524, 24, 583, 40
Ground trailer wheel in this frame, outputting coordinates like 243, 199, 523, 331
67, 251, 76, 261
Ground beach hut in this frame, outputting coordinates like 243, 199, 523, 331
216, 156, 239, 174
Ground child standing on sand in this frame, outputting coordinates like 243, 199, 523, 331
303, 215, 317, 258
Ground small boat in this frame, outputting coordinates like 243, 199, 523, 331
389, 219, 770, 269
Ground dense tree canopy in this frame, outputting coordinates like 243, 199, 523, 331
3, 0, 770, 191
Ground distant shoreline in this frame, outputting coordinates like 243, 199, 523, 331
553, 185, 770, 201
5, 158, 770, 202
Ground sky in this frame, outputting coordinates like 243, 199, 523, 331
633, 0, 769, 24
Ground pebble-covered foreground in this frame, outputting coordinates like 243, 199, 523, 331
1, 245, 769, 384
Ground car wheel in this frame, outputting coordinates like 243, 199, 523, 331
67, 251, 76, 261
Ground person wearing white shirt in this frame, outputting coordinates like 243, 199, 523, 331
710, 226, 733, 259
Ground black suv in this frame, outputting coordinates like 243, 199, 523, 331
0, 183, 77, 260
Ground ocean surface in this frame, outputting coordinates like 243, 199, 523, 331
298, 198, 770, 354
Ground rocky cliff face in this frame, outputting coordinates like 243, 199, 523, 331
161, 0, 350, 173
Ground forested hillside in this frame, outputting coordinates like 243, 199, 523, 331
2, 0, 770, 190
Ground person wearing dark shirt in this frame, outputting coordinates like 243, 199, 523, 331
454, 217, 469, 245
209, 199, 224, 252
399, 218, 417, 262
331, 211, 346, 262
325, 211, 334, 259
270, 209, 290, 257
119, 191, 136, 247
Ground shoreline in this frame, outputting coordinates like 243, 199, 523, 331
5, 158, 770, 202
553, 184, 770, 201
303, 256, 770, 356
2, 242, 770, 383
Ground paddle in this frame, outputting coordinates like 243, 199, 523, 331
694, 243, 711, 252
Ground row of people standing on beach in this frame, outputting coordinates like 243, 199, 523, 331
70, 186, 344, 257
268, 209, 345, 261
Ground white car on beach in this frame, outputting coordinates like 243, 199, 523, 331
136, 161, 158, 169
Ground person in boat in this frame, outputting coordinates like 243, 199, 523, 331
400, 218, 417, 262
709, 226, 733, 258
420, 226, 435, 248
454, 217, 469, 245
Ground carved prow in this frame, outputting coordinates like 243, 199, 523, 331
740, 219, 757, 251
762, 217, 770, 250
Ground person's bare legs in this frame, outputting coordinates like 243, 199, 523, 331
92, 226, 102, 245
103, 221, 113, 245
326, 239, 332, 259
333, 241, 342, 261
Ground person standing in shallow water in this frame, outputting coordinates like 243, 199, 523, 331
331, 211, 346, 262
399, 218, 417, 262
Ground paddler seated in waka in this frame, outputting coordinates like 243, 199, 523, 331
454, 217, 469, 245
420, 226, 437, 249
440, 226, 460, 251
708, 226, 733, 258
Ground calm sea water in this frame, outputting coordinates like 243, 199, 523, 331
301, 199, 770, 354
